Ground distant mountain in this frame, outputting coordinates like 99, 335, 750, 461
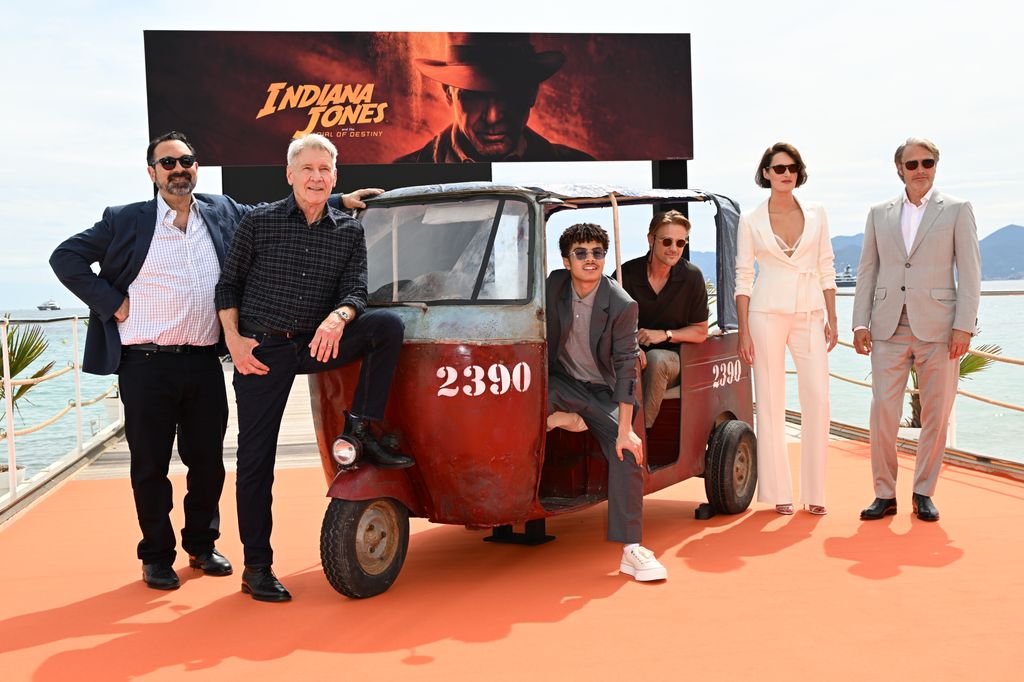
689, 224, 1023, 286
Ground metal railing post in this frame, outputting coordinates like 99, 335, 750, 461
2, 318, 19, 499
72, 317, 83, 455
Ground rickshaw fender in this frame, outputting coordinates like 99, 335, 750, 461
326, 467, 424, 517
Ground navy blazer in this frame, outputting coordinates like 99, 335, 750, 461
546, 270, 639, 405
50, 193, 349, 375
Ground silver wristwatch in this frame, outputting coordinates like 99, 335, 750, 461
332, 308, 352, 322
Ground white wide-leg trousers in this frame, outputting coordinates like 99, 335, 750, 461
749, 310, 830, 506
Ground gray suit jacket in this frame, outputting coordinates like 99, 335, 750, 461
546, 270, 639, 405
852, 190, 981, 343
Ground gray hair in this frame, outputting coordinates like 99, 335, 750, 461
287, 133, 338, 166
894, 137, 940, 166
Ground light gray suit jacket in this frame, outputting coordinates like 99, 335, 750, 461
852, 190, 981, 343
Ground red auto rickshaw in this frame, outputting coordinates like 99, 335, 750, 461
309, 183, 755, 598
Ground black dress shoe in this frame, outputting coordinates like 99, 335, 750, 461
188, 549, 233, 576
142, 563, 180, 590
344, 413, 415, 469
912, 493, 940, 522
860, 497, 898, 520
241, 565, 292, 602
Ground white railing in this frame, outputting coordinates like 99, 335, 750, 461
1, 316, 123, 509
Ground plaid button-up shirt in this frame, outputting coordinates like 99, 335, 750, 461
215, 194, 367, 333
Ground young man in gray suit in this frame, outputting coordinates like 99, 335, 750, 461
546, 223, 667, 581
852, 137, 982, 521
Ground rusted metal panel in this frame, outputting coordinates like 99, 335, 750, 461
373, 304, 544, 343
311, 341, 548, 526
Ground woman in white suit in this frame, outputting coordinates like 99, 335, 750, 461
735, 142, 838, 515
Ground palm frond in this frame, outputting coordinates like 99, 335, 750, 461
0, 321, 51, 405
959, 344, 1002, 381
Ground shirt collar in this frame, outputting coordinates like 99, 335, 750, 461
286, 192, 341, 227
903, 187, 935, 208
156, 192, 197, 226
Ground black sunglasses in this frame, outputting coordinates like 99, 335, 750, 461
151, 155, 197, 170
657, 237, 688, 248
768, 163, 800, 175
903, 159, 936, 171
571, 247, 607, 261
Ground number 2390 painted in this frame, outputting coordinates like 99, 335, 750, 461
711, 359, 743, 388
436, 362, 533, 397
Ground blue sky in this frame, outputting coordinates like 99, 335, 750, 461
2, 0, 1021, 309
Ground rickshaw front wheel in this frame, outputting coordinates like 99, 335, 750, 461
320, 497, 410, 599
704, 420, 757, 514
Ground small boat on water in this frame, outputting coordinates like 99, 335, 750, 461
835, 264, 856, 287
36, 299, 61, 311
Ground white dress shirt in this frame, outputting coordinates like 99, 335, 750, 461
901, 187, 934, 253
118, 194, 222, 346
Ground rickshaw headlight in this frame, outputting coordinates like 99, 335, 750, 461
331, 435, 360, 468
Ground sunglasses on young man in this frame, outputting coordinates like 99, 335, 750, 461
571, 247, 607, 261
768, 163, 800, 175
657, 237, 688, 248
903, 159, 936, 171
151, 155, 197, 170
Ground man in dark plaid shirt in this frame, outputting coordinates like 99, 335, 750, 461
216, 133, 410, 602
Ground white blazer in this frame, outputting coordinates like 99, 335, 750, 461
735, 198, 837, 314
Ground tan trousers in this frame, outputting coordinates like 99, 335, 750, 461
641, 349, 680, 428
749, 310, 829, 506
869, 310, 958, 498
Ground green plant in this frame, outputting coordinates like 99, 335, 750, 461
905, 343, 1002, 427
0, 320, 55, 416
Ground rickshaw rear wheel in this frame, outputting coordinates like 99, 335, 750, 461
320, 497, 410, 599
704, 420, 757, 514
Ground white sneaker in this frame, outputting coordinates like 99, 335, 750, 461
619, 545, 667, 581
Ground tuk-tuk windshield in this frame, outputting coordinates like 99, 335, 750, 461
362, 198, 531, 304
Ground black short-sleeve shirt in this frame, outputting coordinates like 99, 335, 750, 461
620, 254, 708, 351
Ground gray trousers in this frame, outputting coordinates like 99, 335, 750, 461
870, 310, 959, 498
641, 349, 680, 429
548, 373, 643, 543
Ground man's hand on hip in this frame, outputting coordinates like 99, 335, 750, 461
310, 314, 345, 362
226, 333, 269, 376
853, 328, 872, 355
113, 296, 130, 323
949, 329, 972, 360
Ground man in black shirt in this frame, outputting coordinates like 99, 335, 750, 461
216, 133, 410, 602
620, 210, 709, 429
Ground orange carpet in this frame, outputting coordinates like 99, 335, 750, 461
1, 440, 1022, 681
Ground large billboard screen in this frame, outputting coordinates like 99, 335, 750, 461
144, 31, 692, 166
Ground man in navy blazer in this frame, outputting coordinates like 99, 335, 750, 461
50, 131, 377, 590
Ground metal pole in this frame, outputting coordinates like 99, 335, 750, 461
2, 319, 19, 499
609, 193, 623, 285
72, 317, 83, 455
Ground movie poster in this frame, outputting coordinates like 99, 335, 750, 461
144, 31, 692, 166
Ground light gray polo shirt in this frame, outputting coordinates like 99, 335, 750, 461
557, 284, 606, 385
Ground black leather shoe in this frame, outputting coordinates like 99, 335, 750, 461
912, 493, 940, 522
344, 413, 415, 469
860, 497, 898, 520
142, 563, 180, 590
241, 565, 292, 602
188, 549, 233, 576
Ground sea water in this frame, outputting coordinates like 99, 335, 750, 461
5, 285, 1024, 477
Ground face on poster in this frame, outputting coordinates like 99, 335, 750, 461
145, 31, 693, 166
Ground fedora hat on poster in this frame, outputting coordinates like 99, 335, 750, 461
414, 33, 566, 91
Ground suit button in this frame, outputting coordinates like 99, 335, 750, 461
901, 286, 906, 291
905, 263, 911, 268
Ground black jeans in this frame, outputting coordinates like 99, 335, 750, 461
118, 348, 228, 565
233, 309, 404, 566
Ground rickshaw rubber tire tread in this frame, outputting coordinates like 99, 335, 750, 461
704, 420, 757, 515
320, 497, 410, 599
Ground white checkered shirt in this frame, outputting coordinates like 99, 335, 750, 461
118, 194, 222, 346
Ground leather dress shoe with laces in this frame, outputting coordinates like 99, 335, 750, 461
344, 413, 415, 469
188, 549, 233, 576
860, 497, 897, 520
241, 565, 292, 602
912, 493, 940, 522
142, 563, 180, 590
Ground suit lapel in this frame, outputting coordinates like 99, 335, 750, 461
129, 200, 158, 282
590, 278, 610, 360
908, 192, 945, 258
887, 197, 908, 259
557, 275, 573, 355
791, 200, 817, 260
194, 198, 227, 263
754, 200, 790, 261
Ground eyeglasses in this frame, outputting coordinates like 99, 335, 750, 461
768, 164, 800, 175
151, 155, 197, 170
571, 247, 607, 261
657, 237, 688, 248
903, 159, 936, 171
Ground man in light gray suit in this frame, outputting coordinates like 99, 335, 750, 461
852, 137, 981, 521
546, 222, 666, 581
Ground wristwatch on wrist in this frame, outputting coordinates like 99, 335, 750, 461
666, 330, 674, 341
331, 308, 352, 322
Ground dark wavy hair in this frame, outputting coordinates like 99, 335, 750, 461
147, 131, 196, 165
559, 223, 609, 257
755, 142, 808, 188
